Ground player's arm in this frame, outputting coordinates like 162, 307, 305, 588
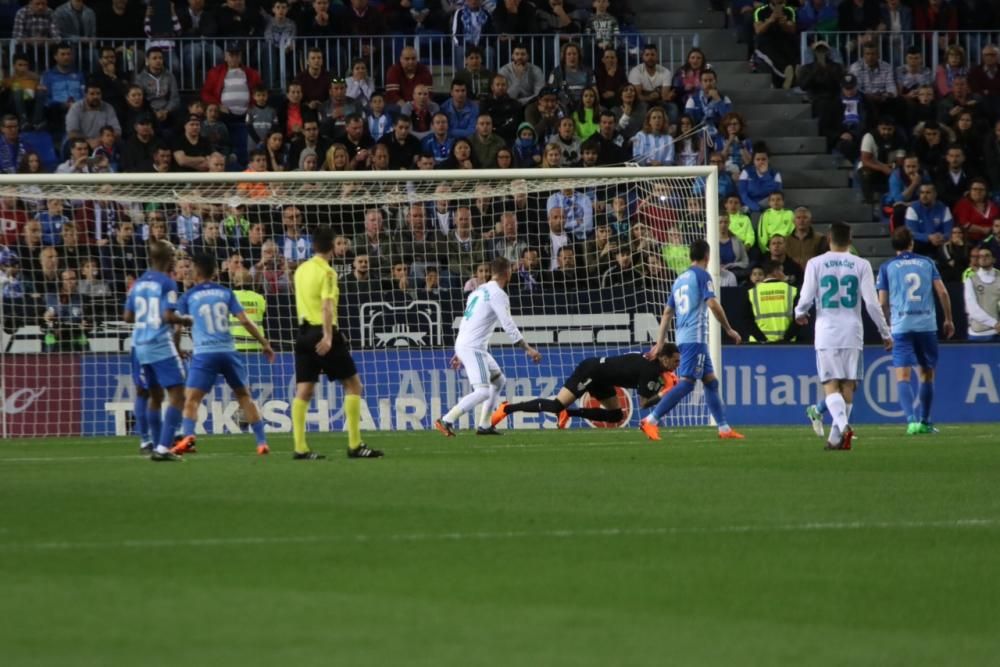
794, 261, 817, 324
235, 311, 276, 362
316, 270, 339, 356
707, 297, 741, 344
860, 263, 892, 348
492, 291, 541, 362
647, 304, 674, 359
932, 274, 955, 339
878, 288, 891, 327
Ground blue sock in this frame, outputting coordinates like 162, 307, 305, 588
181, 417, 196, 437
147, 407, 162, 447
159, 405, 182, 448
703, 378, 729, 429
250, 420, 267, 445
135, 395, 149, 442
651, 380, 695, 422
815, 397, 828, 415
896, 380, 916, 422
919, 381, 934, 423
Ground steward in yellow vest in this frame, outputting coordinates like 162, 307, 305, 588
748, 260, 798, 342
230, 270, 266, 351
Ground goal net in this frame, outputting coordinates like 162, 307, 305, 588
0, 167, 719, 438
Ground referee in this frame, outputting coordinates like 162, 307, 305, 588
291, 225, 383, 460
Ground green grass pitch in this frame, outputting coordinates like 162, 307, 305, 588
2, 425, 999, 666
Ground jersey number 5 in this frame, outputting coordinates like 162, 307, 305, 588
674, 284, 690, 315
820, 275, 859, 309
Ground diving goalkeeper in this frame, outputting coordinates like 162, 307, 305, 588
490, 344, 681, 429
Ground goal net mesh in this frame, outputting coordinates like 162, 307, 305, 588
0, 170, 713, 438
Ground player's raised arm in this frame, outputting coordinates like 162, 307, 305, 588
794, 259, 818, 325
932, 276, 955, 339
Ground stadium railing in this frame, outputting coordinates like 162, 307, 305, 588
8, 32, 700, 95
799, 29, 1000, 68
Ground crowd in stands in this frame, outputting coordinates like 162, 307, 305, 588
0, 0, 998, 349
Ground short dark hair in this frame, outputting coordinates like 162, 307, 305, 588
689, 239, 710, 262
193, 253, 217, 279
490, 256, 512, 275
830, 221, 852, 247
762, 259, 784, 276
450, 79, 467, 91
465, 45, 482, 58
657, 342, 679, 358
148, 240, 175, 269
249, 148, 267, 160
146, 46, 163, 57
313, 225, 335, 253
891, 226, 914, 251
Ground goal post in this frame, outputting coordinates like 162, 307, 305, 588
0, 166, 720, 438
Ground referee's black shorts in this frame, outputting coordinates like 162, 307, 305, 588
294, 324, 358, 383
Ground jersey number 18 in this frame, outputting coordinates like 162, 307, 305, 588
199, 302, 230, 334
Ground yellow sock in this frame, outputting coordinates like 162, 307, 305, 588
344, 394, 362, 450
292, 398, 309, 453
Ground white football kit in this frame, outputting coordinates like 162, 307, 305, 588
795, 251, 890, 382
454, 281, 524, 386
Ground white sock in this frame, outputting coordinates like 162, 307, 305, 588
826, 392, 848, 433
445, 386, 491, 423
477, 375, 505, 429
644, 415, 659, 426
846, 403, 853, 423
154, 444, 171, 454
828, 424, 841, 445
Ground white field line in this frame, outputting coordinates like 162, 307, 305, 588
1, 519, 997, 552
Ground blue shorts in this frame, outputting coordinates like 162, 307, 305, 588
677, 342, 714, 380
892, 331, 939, 370
186, 352, 248, 393
141, 355, 186, 390
131, 350, 148, 392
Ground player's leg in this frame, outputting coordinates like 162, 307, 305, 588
494, 386, 576, 427
701, 366, 744, 440
575, 391, 625, 423
806, 397, 828, 437
439, 348, 491, 435
640, 344, 699, 440
143, 367, 164, 455
218, 353, 269, 454
132, 356, 153, 452
475, 355, 505, 434
914, 332, 939, 432
892, 333, 918, 430
328, 336, 381, 457
292, 328, 323, 458
173, 353, 215, 454
148, 356, 186, 461
823, 379, 851, 450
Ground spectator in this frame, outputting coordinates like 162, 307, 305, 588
53, 0, 96, 43
913, 0, 958, 55
100, 221, 143, 293
299, 0, 335, 37
984, 120, 1000, 194
963, 245, 1000, 341
40, 42, 86, 130
66, 82, 122, 150
15, 219, 44, 271
594, 48, 627, 108
510, 246, 543, 295
286, 118, 330, 170
451, 0, 494, 63
454, 46, 495, 102
498, 42, 546, 105
446, 207, 487, 281
600, 246, 639, 290
849, 43, 898, 120
905, 183, 953, 258
586, 0, 620, 55
785, 206, 827, 270
579, 223, 617, 276
548, 245, 593, 290
36, 199, 69, 247
684, 69, 732, 140
937, 76, 985, 130
216, 0, 262, 38
321, 143, 349, 171
756, 191, 794, 252
492, 0, 539, 40
738, 146, 783, 212
352, 209, 393, 270
470, 114, 506, 167
983, 219, 1000, 260
553, 116, 582, 165
152, 144, 175, 173
512, 122, 542, 167
490, 211, 529, 262
361, 91, 392, 144
461, 261, 489, 293
3, 54, 45, 131
611, 83, 646, 141
174, 201, 203, 249
319, 78, 363, 138
438, 138, 479, 170
939, 226, 970, 282
481, 74, 522, 145
342, 0, 387, 67
379, 116, 421, 170
95, 0, 144, 40
673, 114, 706, 167
192, 220, 231, 264
763, 234, 803, 286
672, 47, 706, 108
935, 44, 967, 98
385, 46, 434, 107
859, 117, 905, 203
753, 0, 798, 89
913, 119, 947, 176
495, 147, 514, 169
294, 48, 331, 112
547, 188, 594, 241
421, 113, 455, 164
716, 215, 750, 281
134, 47, 180, 127
56, 138, 94, 174
12, 0, 60, 42
276, 81, 309, 140
953, 178, 999, 243
411, 265, 445, 302
399, 84, 439, 141
78, 257, 111, 298
201, 43, 262, 128
42, 268, 89, 351
251, 239, 290, 295
571, 87, 601, 140
628, 44, 675, 119
897, 46, 933, 100
548, 42, 595, 109
592, 110, 628, 165
525, 86, 565, 145
0, 116, 31, 175
952, 110, 984, 175
440, 80, 479, 140
247, 86, 278, 149
836, 0, 880, 37
345, 59, 375, 109
396, 204, 447, 280
88, 47, 129, 119
262, 130, 288, 171
797, 41, 844, 134
118, 85, 152, 139
934, 145, 973, 208
537, 0, 584, 36
747, 259, 798, 342
171, 115, 212, 172
179, 0, 221, 77
968, 44, 1000, 117
880, 0, 913, 39
630, 107, 673, 166
341, 114, 374, 167
716, 112, 753, 177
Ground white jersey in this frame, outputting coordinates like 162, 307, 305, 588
454, 281, 524, 351
795, 251, 890, 350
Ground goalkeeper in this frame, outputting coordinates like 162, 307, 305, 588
490, 345, 681, 429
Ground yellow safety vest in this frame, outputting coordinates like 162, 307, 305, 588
231, 289, 266, 351
749, 280, 797, 342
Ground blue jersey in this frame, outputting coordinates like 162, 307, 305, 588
176, 282, 245, 354
668, 266, 715, 345
125, 271, 180, 364
876, 252, 940, 334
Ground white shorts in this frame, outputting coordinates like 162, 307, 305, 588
455, 347, 502, 387
816, 348, 864, 383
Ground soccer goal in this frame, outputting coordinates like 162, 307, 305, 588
0, 167, 719, 438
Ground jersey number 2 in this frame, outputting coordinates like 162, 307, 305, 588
819, 275, 859, 309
